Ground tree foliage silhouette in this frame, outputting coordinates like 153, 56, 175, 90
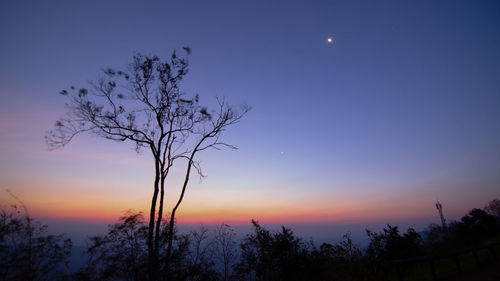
484, 198, 500, 217
75, 212, 240, 281
236, 220, 311, 281
46, 48, 249, 280
0, 204, 72, 281
366, 225, 422, 262
76, 212, 194, 281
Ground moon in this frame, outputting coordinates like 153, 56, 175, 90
327, 37, 333, 43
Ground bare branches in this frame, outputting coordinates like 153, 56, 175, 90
46, 49, 249, 277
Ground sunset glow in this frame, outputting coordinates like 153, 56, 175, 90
1, 1, 499, 240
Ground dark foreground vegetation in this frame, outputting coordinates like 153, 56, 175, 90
1, 199, 500, 281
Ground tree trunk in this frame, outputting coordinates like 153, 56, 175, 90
148, 159, 161, 281
154, 172, 166, 271
167, 158, 193, 258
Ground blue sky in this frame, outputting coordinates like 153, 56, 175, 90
1, 0, 499, 241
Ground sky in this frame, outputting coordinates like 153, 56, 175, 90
1, 0, 500, 241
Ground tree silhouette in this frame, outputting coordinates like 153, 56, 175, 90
485, 198, 500, 217
236, 220, 311, 281
366, 225, 422, 262
213, 224, 238, 281
46, 49, 249, 280
79, 213, 149, 281
0, 204, 72, 281
75, 212, 197, 281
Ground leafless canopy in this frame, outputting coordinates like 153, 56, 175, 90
47, 50, 248, 161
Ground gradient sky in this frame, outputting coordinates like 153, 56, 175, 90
1, 0, 500, 236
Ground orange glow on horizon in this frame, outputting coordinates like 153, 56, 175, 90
23, 197, 437, 226
2, 179, 441, 225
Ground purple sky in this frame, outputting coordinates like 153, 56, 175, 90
1, 0, 500, 243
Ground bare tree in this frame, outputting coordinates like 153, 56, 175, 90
184, 226, 217, 280
46, 48, 249, 280
214, 224, 238, 281
187, 227, 214, 268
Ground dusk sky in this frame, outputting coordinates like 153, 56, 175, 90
1, 0, 499, 240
